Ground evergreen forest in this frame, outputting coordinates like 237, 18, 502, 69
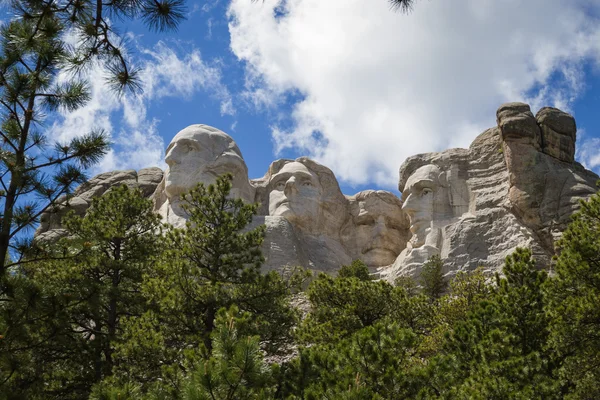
1, 174, 599, 399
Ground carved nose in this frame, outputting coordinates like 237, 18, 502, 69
374, 217, 388, 234
165, 145, 179, 166
284, 177, 298, 195
402, 194, 417, 213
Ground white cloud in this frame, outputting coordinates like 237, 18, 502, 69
48, 40, 234, 174
576, 129, 600, 174
228, 0, 600, 188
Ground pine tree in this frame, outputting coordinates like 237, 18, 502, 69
181, 306, 275, 400
545, 187, 600, 398
297, 260, 430, 346
420, 254, 447, 300
0, 0, 188, 278
280, 321, 419, 399
424, 248, 556, 398
1, 185, 163, 398
116, 175, 304, 392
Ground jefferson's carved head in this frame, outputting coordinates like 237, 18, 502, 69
257, 157, 347, 235
347, 190, 408, 267
163, 124, 254, 202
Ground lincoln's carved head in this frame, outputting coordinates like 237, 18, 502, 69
399, 162, 471, 249
401, 164, 441, 247
163, 124, 254, 202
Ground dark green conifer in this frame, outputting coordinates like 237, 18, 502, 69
545, 187, 600, 398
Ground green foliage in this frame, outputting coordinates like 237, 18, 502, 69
0, 0, 189, 280
297, 262, 431, 346
545, 190, 600, 398
3, 175, 600, 399
181, 306, 275, 400
420, 254, 447, 300
1, 186, 163, 398
283, 321, 420, 399
117, 175, 304, 392
418, 267, 491, 358
424, 248, 555, 398
337, 259, 373, 281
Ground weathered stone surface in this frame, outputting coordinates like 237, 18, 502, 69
536, 107, 576, 162
343, 190, 409, 268
382, 103, 598, 282
35, 168, 164, 238
153, 124, 255, 229
137, 167, 164, 196
498, 103, 597, 255
497, 102, 542, 149
252, 157, 353, 273
35, 106, 598, 280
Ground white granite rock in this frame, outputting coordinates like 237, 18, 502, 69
35, 167, 164, 241
36, 107, 598, 280
382, 103, 598, 282
252, 157, 353, 273
153, 124, 255, 228
343, 190, 409, 268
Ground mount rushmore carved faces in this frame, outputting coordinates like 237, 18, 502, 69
401, 164, 441, 249
154, 125, 255, 227
163, 125, 254, 202
268, 161, 322, 226
347, 190, 408, 267
261, 157, 348, 236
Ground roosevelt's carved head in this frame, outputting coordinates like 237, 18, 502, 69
258, 157, 347, 235
347, 190, 408, 267
163, 124, 254, 202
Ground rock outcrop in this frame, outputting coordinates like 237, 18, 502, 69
35, 167, 163, 242
35, 102, 599, 281
381, 103, 598, 281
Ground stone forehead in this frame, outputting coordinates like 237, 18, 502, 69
266, 157, 342, 194
403, 164, 441, 191
169, 124, 243, 158
272, 161, 319, 180
398, 148, 470, 192
350, 190, 402, 210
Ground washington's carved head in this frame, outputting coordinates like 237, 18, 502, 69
258, 157, 347, 235
347, 190, 408, 267
163, 124, 254, 202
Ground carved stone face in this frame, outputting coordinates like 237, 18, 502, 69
352, 193, 406, 266
164, 125, 254, 202
401, 165, 440, 247
268, 161, 323, 226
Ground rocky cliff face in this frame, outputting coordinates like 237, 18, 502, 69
381, 103, 598, 281
35, 167, 163, 242
35, 103, 598, 280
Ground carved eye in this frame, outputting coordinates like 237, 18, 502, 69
356, 216, 375, 226
421, 188, 432, 197
274, 180, 286, 190
301, 180, 313, 187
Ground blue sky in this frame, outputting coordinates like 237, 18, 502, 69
48, 0, 600, 196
